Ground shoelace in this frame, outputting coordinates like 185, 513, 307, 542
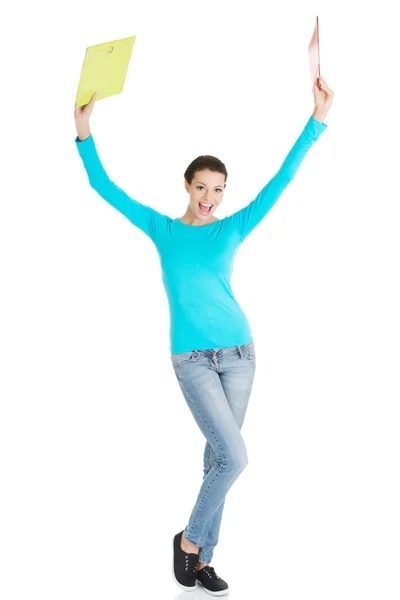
185, 554, 199, 575
199, 566, 219, 579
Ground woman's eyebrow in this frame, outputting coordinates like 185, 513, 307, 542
196, 181, 224, 187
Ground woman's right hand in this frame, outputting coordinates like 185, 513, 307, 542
74, 91, 97, 128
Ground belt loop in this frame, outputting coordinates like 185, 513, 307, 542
237, 345, 243, 359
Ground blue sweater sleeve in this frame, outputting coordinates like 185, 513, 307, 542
75, 134, 168, 242
230, 115, 328, 242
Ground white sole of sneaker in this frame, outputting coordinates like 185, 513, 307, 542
172, 535, 197, 592
196, 579, 229, 596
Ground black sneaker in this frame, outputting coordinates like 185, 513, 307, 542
196, 565, 229, 596
172, 530, 199, 591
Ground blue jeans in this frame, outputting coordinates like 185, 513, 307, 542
170, 341, 256, 564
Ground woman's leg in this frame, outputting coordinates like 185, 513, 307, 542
171, 342, 256, 565
198, 343, 256, 563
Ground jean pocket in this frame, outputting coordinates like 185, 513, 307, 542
243, 342, 256, 361
170, 350, 199, 369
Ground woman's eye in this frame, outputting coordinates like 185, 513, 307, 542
197, 186, 222, 192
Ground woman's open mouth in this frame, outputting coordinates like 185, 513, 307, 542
199, 202, 213, 214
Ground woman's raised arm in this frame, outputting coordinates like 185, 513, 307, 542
74, 93, 167, 242
229, 76, 333, 242
229, 115, 328, 242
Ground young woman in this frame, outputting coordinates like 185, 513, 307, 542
74, 76, 334, 595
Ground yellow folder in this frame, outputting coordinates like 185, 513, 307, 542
75, 36, 136, 107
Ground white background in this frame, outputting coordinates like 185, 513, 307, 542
1, 1, 399, 599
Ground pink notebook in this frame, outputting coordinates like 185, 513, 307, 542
308, 16, 321, 91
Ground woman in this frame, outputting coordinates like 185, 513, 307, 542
74, 75, 334, 595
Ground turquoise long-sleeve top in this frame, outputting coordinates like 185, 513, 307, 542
75, 115, 327, 354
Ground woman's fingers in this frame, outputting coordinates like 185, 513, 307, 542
319, 76, 333, 91
320, 76, 331, 89
318, 76, 334, 98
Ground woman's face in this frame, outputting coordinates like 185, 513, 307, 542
184, 169, 226, 220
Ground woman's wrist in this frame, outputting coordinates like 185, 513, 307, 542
76, 122, 91, 141
312, 105, 328, 123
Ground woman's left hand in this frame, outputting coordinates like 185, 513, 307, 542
313, 75, 334, 112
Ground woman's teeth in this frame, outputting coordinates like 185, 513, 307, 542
199, 203, 213, 213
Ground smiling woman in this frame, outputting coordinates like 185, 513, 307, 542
73, 72, 332, 594
181, 154, 228, 225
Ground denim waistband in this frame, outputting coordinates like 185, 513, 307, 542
171, 341, 254, 359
